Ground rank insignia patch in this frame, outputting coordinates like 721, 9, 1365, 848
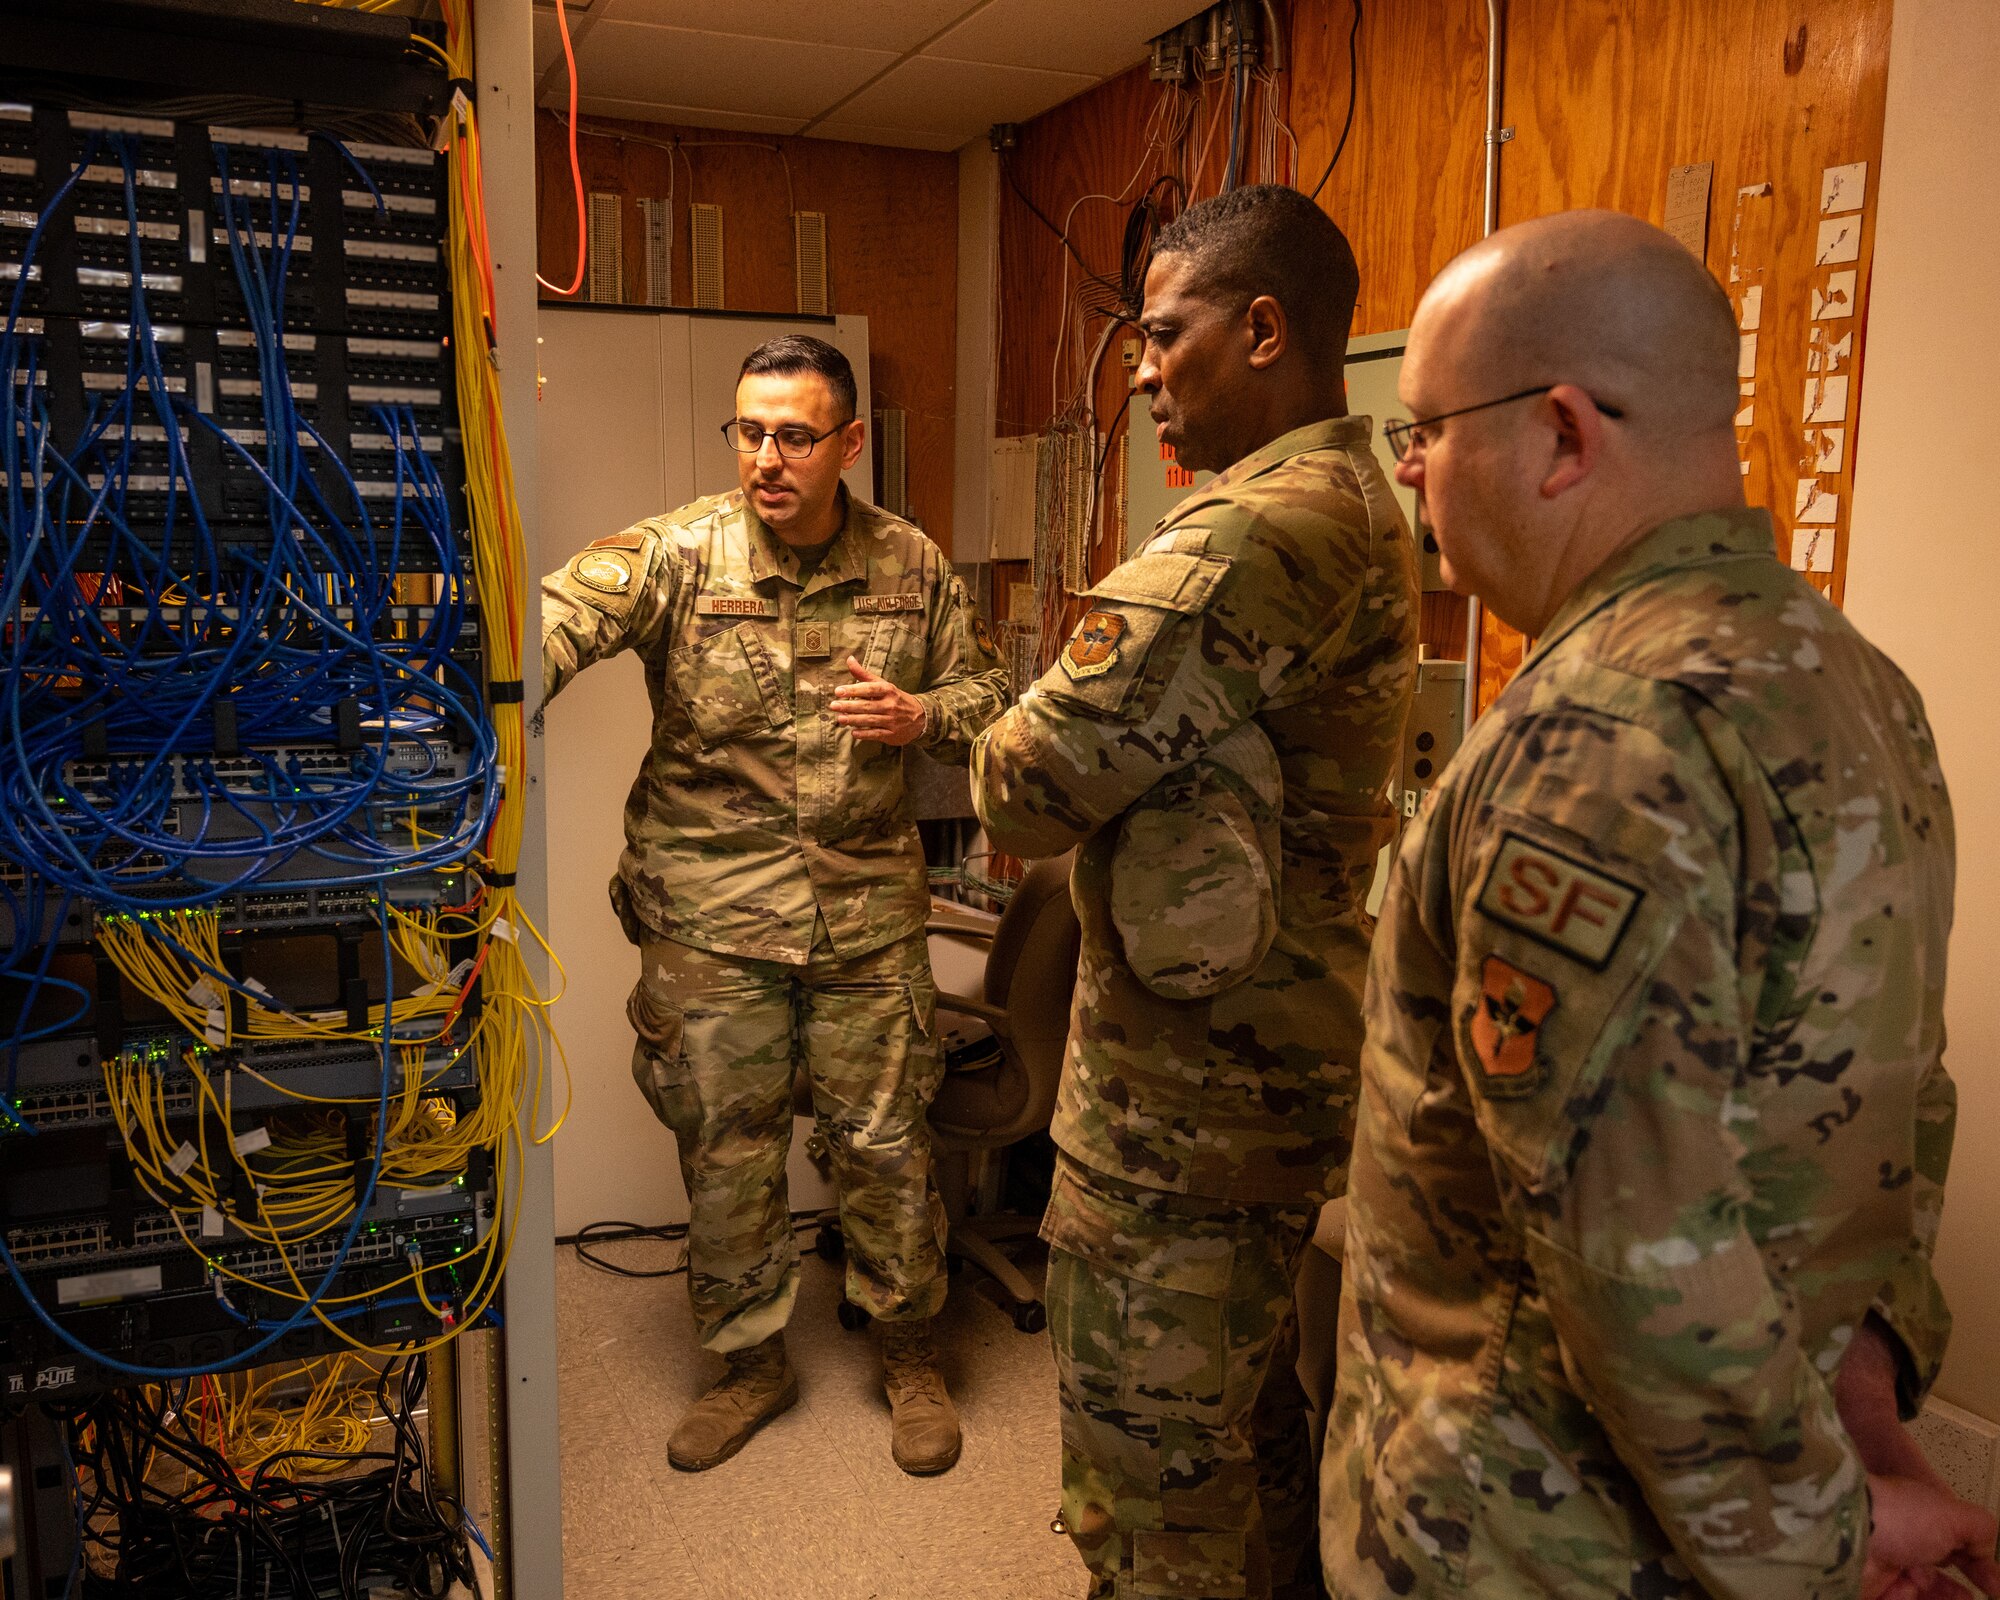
796, 621, 831, 659
1469, 955, 1556, 1094
573, 550, 632, 595
1477, 831, 1643, 970
1061, 610, 1127, 680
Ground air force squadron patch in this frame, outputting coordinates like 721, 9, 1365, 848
1061, 610, 1127, 681
1470, 955, 1556, 1095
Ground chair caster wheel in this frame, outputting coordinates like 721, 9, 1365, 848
814, 1222, 845, 1263
1011, 1299, 1047, 1335
837, 1299, 870, 1332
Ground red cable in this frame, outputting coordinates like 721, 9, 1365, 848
535, 0, 587, 296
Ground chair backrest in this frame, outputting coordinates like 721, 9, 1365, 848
976, 852, 1079, 1140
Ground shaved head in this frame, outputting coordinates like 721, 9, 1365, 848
1396, 210, 1749, 635
1419, 209, 1739, 437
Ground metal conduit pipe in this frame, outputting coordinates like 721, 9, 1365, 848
1463, 0, 1507, 731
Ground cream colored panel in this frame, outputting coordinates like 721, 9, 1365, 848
574, 21, 895, 120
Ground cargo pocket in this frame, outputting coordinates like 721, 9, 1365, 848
1111, 721, 1280, 1000
1131, 1529, 1248, 1599
627, 977, 696, 1134
1041, 1166, 1235, 1427
668, 622, 787, 747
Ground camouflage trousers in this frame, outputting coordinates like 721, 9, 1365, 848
627, 926, 949, 1353
1043, 1154, 1322, 1600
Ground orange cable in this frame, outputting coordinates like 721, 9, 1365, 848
534, 0, 587, 296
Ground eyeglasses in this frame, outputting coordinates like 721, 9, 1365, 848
1382, 386, 1625, 461
721, 418, 849, 459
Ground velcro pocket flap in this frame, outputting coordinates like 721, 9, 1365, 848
1087, 549, 1231, 613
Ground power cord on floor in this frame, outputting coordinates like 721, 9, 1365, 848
563, 1209, 838, 1280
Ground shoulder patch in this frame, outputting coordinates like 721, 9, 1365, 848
588, 532, 644, 551
1469, 955, 1557, 1096
572, 550, 634, 596
973, 617, 999, 658
853, 593, 925, 614
1061, 610, 1127, 680
1477, 832, 1644, 970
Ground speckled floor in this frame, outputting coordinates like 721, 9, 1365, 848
555, 1236, 1084, 1600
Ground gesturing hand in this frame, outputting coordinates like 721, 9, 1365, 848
830, 658, 928, 746
1863, 1472, 2000, 1599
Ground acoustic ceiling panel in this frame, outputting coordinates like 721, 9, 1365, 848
925, 0, 1213, 77
817, 53, 1097, 143
600, 0, 975, 52
572, 21, 898, 119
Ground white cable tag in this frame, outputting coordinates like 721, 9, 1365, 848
204, 1006, 227, 1047
232, 1126, 271, 1157
188, 208, 207, 263
167, 1142, 199, 1177
244, 977, 273, 1003
490, 918, 516, 945
446, 957, 474, 987
186, 976, 223, 1009
201, 1205, 224, 1239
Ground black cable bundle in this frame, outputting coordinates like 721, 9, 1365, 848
47, 1353, 481, 1599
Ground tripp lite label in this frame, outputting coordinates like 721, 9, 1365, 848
695, 595, 778, 618
57, 1265, 163, 1307
6, 1364, 79, 1398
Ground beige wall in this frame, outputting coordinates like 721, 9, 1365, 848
1845, 0, 2000, 1421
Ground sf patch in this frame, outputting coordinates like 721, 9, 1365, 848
1477, 831, 1642, 970
1061, 610, 1127, 681
572, 550, 633, 595
1470, 955, 1556, 1095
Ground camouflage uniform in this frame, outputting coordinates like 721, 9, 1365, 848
541, 487, 1009, 1349
974, 417, 1420, 1598
1326, 508, 1958, 1599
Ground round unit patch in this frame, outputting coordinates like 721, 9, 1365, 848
573, 550, 633, 595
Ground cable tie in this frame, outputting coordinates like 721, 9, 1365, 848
479, 869, 516, 888
487, 680, 524, 704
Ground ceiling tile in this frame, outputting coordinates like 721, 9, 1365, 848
924, 0, 1208, 77
594, 0, 977, 53
570, 96, 809, 136
573, 22, 899, 121
805, 120, 970, 153
817, 55, 1096, 143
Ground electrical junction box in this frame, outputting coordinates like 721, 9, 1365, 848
1123, 391, 1213, 558
1344, 328, 1446, 592
1402, 656, 1468, 812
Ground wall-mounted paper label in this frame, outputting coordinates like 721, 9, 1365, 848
1815, 216, 1863, 266
1795, 480, 1840, 524
1820, 162, 1868, 215
1808, 331, 1853, 373
1738, 333, 1758, 380
1738, 284, 1764, 331
1808, 428, 1845, 473
1805, 375, 1850, 424
1790, 528, 1836, 573
1812, 270, 1857, 320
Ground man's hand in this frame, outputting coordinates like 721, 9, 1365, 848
831, 658, 927, 746
1842, 1317, 2000, 1598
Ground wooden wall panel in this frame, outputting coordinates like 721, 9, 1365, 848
995, 0, 1893, 706
533, 113, 961, 552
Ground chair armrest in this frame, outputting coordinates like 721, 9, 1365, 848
926, 911, 999, 941
936, 990, 1009, 1033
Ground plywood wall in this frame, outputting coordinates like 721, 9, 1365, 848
996, 0, 1894, 704
533, 112, 961, 552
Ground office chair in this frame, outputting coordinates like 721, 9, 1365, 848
805, 851, 1080, 1334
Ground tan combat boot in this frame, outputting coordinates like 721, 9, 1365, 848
667, 1334, 798, 1471
880, 1318, 962, 1475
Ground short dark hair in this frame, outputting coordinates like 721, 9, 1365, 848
1150, 185, 1360, 359
738, 334, 857, 421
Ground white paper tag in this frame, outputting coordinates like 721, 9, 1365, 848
167, 1141, 199, 1177
233, 1126, 272, 1157
186, 976, 223, 1008
201, 1205, 224, 1239
204, 1006, 227, 1047
490, 918, 516, 945
244, 977, 272, 1002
